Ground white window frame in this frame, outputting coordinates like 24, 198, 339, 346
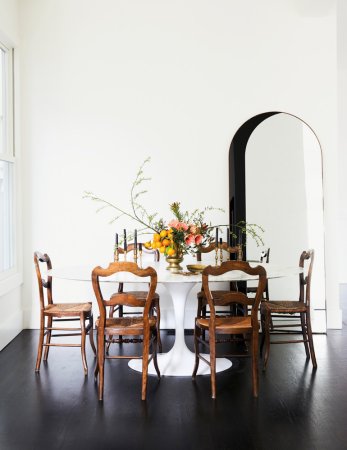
0, 41, 14, 160
0, 38, 17, 286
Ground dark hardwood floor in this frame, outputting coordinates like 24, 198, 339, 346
1, 328, 347, 450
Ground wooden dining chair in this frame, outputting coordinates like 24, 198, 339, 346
34, 251, 96, 375
107, 244, 162, 353
92, 261, 160, 401
196, 242, 240, 338
192, 261, 267, 398
260, 249, 317, 371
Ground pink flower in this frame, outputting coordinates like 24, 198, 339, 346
189, 224, 197, 234
195, 234, 203, 245
180, 222, 189, 231
185, 234, 195, 245
169, 220, 189, 231
168, 219, 180, 229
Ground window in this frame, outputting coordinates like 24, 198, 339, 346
0, 42, 14, 275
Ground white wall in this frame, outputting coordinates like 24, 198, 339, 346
18, 0, 341, 329
337, 0, 347, 287
0, 0, 18, 41
0, 0, 23, 350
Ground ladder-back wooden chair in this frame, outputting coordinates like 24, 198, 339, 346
107, 244, 162, 353
260, 249, 317, 370
192, 261, 267, 398
34, 251, 96, 375
196, 242, 240, 338
92, 261, 160, 401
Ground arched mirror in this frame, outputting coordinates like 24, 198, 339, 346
229, 112, 326, 332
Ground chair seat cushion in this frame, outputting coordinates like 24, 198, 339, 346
96, 316, 157, 335
44, 302, 92, 316
260, 300, 307, 314
196, 316, 256, 333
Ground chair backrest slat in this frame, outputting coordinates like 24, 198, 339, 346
199, 242, 239, 255
34, 251, 53, 309
197, 242, 239, 262
108, 292, 146, 307
92, 261, 157, 324
117, 244, 159, 293
299, 249, 314, 306
214, 291, 253, 307
202, 261, 267, 323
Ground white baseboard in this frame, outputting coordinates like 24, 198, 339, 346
312, 309, 327, 333
0, 309, 23, 351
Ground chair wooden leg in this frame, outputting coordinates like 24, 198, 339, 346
152, 329, 161, 379
306, 311, 317, 368
192, 324, 200, 379
154, 302, 162, 353
263, 310, 271, 371
252, 331, 259, 397
201, 306, 206, 341
80, 314, 88, 375
141, 329, 150, 401
94, 356, 99, 380
118, 305, 123, 345
94, 328, 99, 380
35, 314, 45, 372
300, 312, 310, 359
97, 332, 105, 401
210, 329, 216, 399
106, 306, 115, 355
260, 312, 265, 357
88, 314, 96, 356
43, 316, 52, 361
265, 282, 269, 302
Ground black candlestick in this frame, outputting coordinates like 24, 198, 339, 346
133, 230, 138, 263
124, 229, 127, 255
139, 243, 143, 267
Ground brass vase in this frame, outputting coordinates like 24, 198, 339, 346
166, 244, 184, 273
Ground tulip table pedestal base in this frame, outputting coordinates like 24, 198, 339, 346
128, 282, 232, 376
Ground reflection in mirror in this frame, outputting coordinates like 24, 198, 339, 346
238, 113, 325, 332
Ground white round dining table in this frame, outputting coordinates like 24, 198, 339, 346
48, 256, 302, 377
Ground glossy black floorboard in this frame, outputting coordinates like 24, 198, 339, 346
1, 329, 347, 450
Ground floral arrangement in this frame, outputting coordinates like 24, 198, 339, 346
144, 201, 213, 257
83, 157, 264, 258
